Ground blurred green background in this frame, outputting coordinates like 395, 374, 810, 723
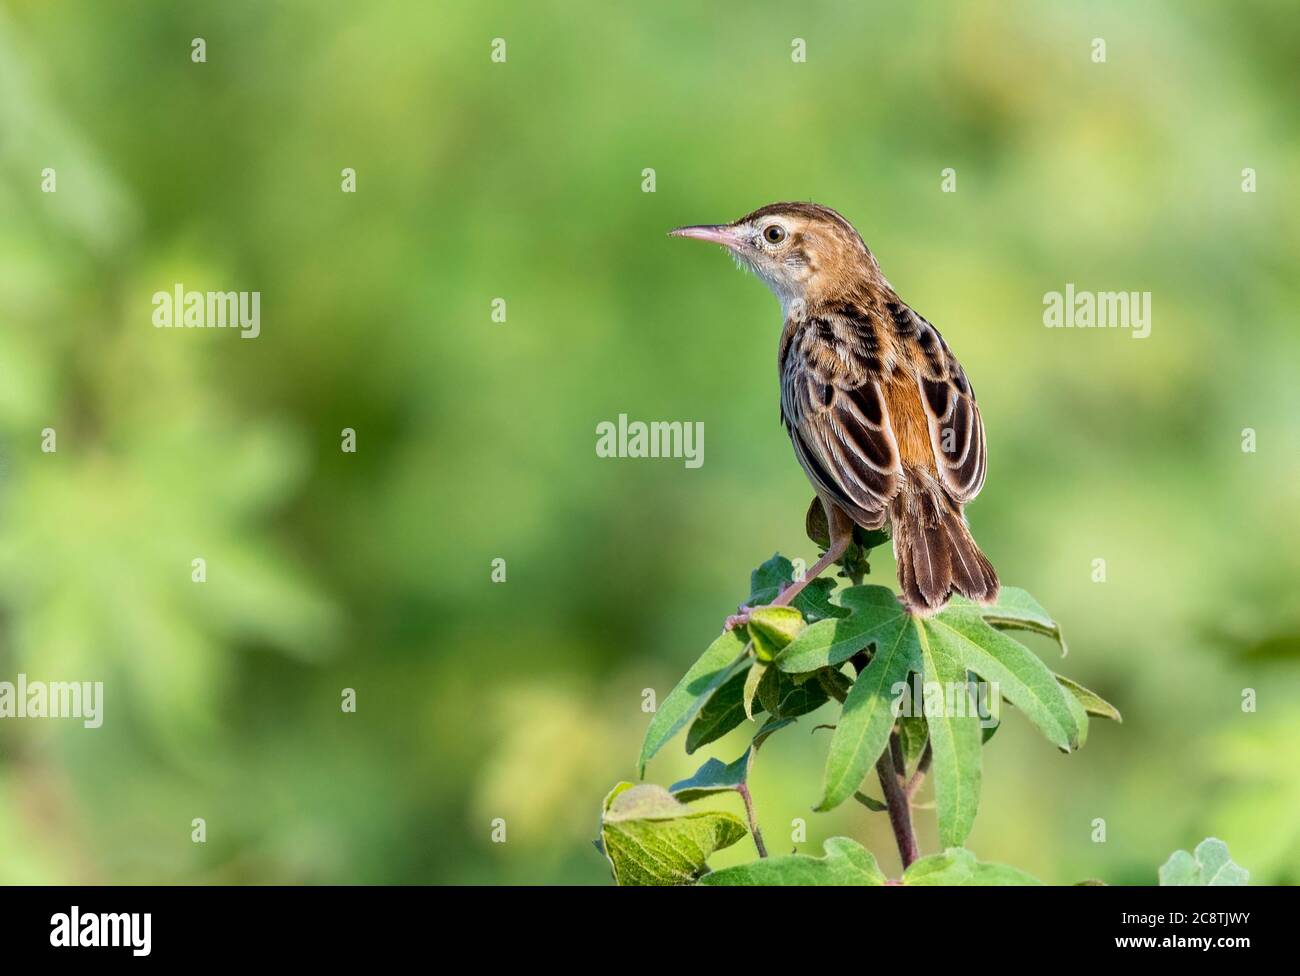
1, 0, 1297, 884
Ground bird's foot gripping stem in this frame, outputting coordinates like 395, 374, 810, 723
723, 582, 796, 632
723, 605, 754, 632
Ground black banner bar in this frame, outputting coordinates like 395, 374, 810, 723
0, 884, 1282, 962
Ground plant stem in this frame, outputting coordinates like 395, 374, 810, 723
890, 731, 907, 780
876, 735, 920, 869
905, 742, 933, 800
847, 559, 864, 586
736, 784, 768, 858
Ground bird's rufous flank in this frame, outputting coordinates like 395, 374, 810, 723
671, 202, 998, 621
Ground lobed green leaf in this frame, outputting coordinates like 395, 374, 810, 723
686, 665, 830, 753
669, 752, 750, 802
699, 837, 887, 886
930, 609, 1080, 751
959, 586, 1067, 655
897, 716, 929, 769
1056, 673, 1122, 724
599, 783, 748, 886
1059, 677, 1089, 748
1158, 838, 1249, 886
774, 672, 832, 718
639, 628, 749, 775
752, 715, 794, 747
853, 791, 887, 812
742, 660, 767, 720
686, 668, 750, 753
916, 618, 983, 848
748, 554, 847, 623
776, 585, 908, 674
817, 615, 919, 811
903, 847, 1044, 886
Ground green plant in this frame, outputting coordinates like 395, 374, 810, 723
1159, 838, 1250, 886
596, 525, 1132, 885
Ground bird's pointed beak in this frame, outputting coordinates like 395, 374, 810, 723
669, 224, 744, 250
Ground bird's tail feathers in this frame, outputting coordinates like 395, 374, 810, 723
891, 486, 998, 615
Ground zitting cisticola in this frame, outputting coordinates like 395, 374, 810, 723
671, 202, 998, 619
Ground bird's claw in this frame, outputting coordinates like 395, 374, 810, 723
723, 605, 754, 632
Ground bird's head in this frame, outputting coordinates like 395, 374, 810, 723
670, 202, 880, 314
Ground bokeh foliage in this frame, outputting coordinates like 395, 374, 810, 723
0, 0, 1297, 883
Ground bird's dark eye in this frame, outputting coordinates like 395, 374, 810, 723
763, 224, 787, 244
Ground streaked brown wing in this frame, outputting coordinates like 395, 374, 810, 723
888, 302, 987, 502
779, 313, 902, 527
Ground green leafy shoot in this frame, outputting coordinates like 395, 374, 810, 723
620, 553, 1126, 886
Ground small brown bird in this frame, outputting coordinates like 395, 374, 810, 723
671, 202, 998, 618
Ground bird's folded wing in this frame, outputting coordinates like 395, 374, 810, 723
893, 305, 988, 502
780, 320, 902, 525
